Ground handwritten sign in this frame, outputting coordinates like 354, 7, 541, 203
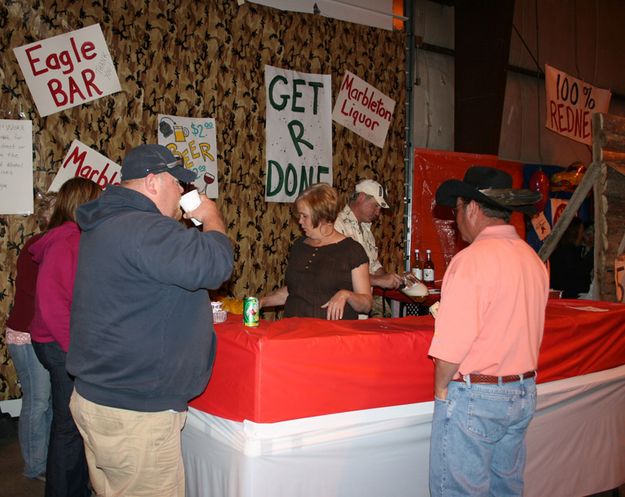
332, 71, 395, 148
157, 114, 219, 198
265, 65, 332, 203
0, 120, 33, 215
14, 24, 121, 117
49, 140, 120, 192
545, 64, 611, 145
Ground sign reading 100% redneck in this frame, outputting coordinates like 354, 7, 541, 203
545, 64, 611, 145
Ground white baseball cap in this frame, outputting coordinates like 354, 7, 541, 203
355, 179, 389, 208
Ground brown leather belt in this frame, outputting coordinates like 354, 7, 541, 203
452, 370, 536, 384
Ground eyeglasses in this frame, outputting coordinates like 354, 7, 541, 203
452, 201, 465, 217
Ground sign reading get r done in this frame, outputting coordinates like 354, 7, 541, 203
264, 65, 332, 203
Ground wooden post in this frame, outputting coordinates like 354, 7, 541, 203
618, 231, 625, 304
591, 113, 625, 301
527, 111, 623, 300
537, 161, 601, 262
538, 113, 608, 267
593, 163, 607, 300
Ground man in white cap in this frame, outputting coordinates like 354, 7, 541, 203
334, 180, 403, 305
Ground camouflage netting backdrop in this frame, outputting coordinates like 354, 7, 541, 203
0, 0, 406, 400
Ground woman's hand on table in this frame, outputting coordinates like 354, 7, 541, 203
321, 290, 350, 320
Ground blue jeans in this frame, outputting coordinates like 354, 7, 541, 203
429, 377, 537, 497
8, 342, 52, 478
32, 341, 91, 497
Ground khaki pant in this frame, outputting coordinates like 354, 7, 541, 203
70, 390, 187, 497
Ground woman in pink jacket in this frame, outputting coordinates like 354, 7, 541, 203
30, 177, 101, 497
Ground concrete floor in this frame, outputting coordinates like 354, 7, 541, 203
0, 415, 44, 497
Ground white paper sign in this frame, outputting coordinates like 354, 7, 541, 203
332, 71, 395, 148
531, 211, 551, 241
545, 64, 611, 145
49, 140, 120, 192
13, 24, 121, 117
265, 65, 332, 203
157, 115, 219, 198
0, 120, 33, 215
550, 198, 569, 226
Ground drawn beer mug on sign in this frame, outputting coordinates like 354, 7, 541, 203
173, 125, 189, 142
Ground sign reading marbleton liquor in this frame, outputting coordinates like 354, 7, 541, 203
332, 70, 395, 148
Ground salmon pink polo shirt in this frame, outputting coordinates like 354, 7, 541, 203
428, 225, 549, 377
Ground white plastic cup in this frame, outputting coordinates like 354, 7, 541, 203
179, 190, 202, 226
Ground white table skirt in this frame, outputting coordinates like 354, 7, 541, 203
182, 364, 625, 497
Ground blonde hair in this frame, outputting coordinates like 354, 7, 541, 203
48, 178, 101, 229
295, 183, 339, 227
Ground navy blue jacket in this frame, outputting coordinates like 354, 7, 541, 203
67, 186, 233, 412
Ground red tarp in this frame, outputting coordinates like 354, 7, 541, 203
190, 301, 625, 423
412, 148, 527, 276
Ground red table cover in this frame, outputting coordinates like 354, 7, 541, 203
190, 300, 625, 423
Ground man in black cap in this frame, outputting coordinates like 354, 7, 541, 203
428, 166, 549, 497
67, 144, 233, 497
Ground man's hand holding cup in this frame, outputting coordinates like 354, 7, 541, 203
179, 190, 227, 234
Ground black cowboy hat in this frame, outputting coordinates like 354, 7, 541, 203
435, 166, 541, 216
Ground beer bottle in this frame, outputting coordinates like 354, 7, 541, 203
423, 249, 435, 287
412, 249, 424, 281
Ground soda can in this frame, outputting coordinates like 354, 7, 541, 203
243, 297, 260, 327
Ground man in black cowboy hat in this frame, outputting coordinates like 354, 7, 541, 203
428, 166, 549, 497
